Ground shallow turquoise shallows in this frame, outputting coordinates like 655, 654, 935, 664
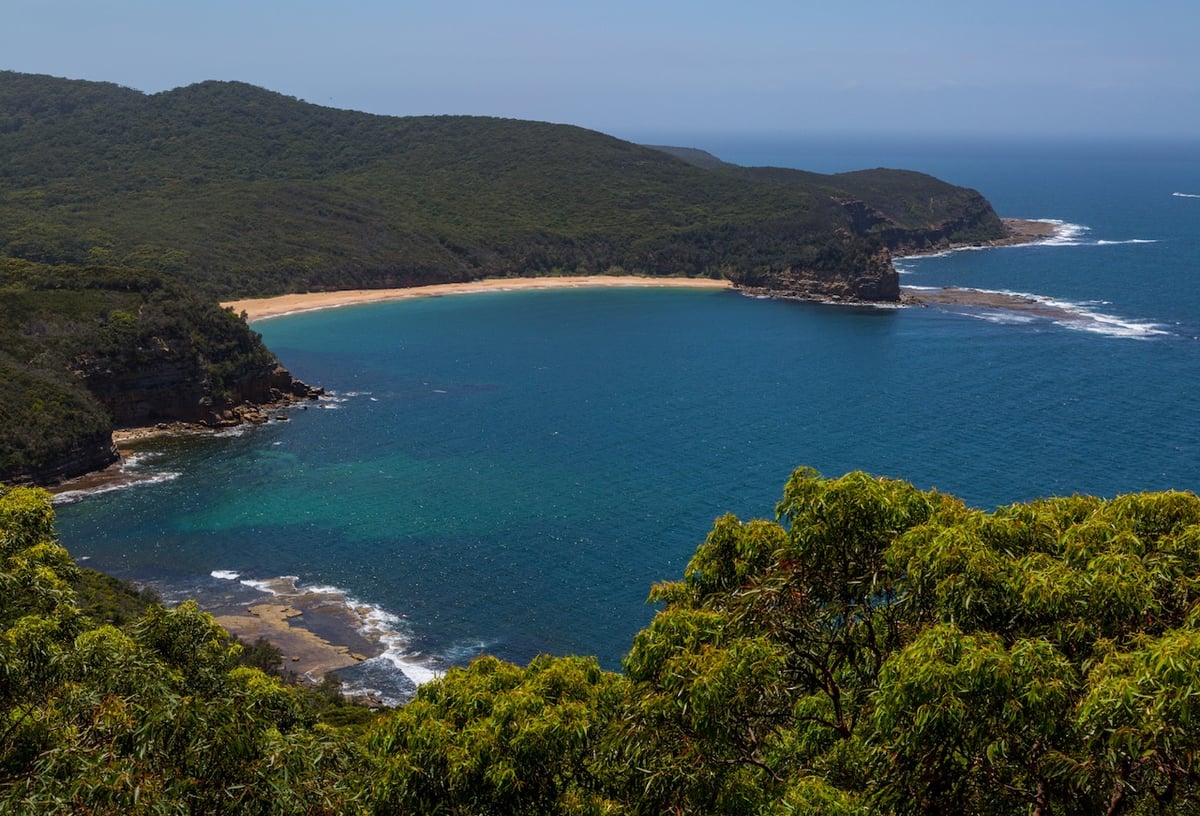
55, 136, 1200, 701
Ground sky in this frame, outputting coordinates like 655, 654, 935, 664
4, 0, 1198, 140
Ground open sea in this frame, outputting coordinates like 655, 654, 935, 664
54, 134, 1200, 703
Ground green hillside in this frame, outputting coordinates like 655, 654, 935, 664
0, 71, 1004, 299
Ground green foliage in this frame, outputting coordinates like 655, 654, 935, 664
367, 654, 624, 815
71, 568, 161, 627
7, 470, 1200, 813
0, 486, 370, 813
0, 358, 113, 484
611, 468, 1200, 814
235, 634, 286, 676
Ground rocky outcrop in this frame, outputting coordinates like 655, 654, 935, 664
75, 354, 211, 426
731, 195, 1005, 304
206, 364, 324, 426
74, 345, 322, 432
733, 246, 900, 304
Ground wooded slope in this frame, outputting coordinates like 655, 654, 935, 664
0, 71, 1004, 299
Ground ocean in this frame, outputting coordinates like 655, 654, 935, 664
53, 135, 1200, 703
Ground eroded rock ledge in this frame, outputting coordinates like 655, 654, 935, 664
738, 218, 1058, 305
109, 363, 324, 438
734, 247, 899, 304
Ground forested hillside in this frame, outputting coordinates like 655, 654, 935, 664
5, 469, 1200, 814
0, 71, 1005, 299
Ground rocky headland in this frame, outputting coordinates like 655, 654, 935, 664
898, 218, 1065, 311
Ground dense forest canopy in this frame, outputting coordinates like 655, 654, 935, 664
0, 71, 1004, 299
4, 469, 1200, 814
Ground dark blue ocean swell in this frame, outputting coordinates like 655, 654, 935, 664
54, 138, 1200, 692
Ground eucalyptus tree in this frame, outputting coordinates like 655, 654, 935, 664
605, 469, 1200, 815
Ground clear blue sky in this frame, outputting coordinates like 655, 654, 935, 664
5, 0, 1198, 139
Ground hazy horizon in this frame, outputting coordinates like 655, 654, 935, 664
6, 1, 1198, 140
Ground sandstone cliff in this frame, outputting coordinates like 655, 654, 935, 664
735, 246, 899, 303
75, 351, 321, 430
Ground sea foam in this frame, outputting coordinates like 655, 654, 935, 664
968, 287, 1169, 340
51, 454, 181, 505
1038, 220, 1089, 246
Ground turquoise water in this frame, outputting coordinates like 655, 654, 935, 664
55, 137, 1200, 700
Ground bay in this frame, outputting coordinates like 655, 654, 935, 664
55, 135, 1200, 699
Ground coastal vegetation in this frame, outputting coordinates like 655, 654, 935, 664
5, 468, 1200, 814
0, 71, 1003, 300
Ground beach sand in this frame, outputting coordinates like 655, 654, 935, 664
222, 275, 732, 321
221, 223, 1056, 324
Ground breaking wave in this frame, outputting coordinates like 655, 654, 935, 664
211, 571, 439, 704
51, 453, 181, 505
911, 285, 1171, 340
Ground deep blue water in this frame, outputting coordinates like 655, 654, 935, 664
54, 135, 1200, 699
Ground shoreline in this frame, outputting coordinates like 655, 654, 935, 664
223, 275, 733, 322
220, 220, 1057, 322
897, 217, 1061, 260
900, 286, 1077, 320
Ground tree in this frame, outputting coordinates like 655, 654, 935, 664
6, 471, 1200, 814
367, 653, 624, 815
608, 470, 1200, 815
0, 485, 368, 814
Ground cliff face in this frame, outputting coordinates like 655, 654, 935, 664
0, 424, 119, 487
735, 247, 899, 303
73, 351, 320, 429
1, 356, 321, 488
730, 193, 1005, 303
0, 260, 325, 487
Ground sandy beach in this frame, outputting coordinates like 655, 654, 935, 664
223, 275, 733, 322
222, 221, 1057, 323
